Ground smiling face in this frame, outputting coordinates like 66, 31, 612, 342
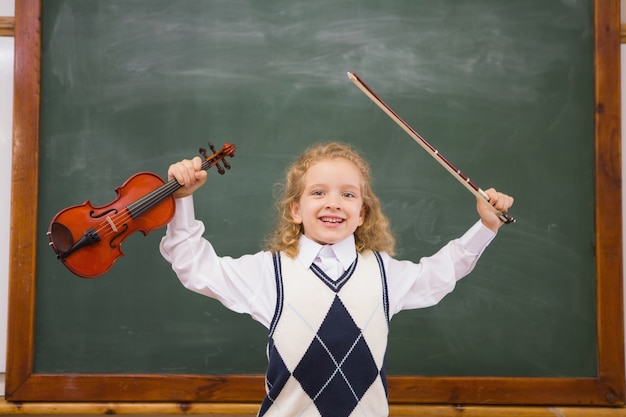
290, 158, 365, 245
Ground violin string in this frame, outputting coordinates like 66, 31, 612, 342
106, 183, 178, 235
90, 180, 180, 240
88, 149, 229, 241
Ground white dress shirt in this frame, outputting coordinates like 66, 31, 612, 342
160, 196, 496, 328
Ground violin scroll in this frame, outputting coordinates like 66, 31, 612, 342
200, 142, 235, 175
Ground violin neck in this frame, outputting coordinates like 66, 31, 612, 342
127, 147, 230, 219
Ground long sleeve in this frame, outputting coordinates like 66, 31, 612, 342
160, 197, 497, 324
159, 196, 277, 328
385, 220, 496, 317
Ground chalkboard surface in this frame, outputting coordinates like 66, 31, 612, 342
33, 0, 598, 378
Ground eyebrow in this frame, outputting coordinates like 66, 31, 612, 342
306, 183, 360, 191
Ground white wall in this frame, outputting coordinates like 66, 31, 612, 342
0, 0, 15, 391
0, 0, 624, 399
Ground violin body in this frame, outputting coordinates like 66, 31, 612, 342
48, 143, 236, 278
49, 172, 175, 278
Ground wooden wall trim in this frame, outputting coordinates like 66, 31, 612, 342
0, 17, 14, 37
1, 399, 626, 417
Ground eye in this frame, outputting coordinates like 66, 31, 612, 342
311, 190, 325, 196
342, 192, 357, 198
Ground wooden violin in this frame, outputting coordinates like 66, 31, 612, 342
47, 143, 236, 278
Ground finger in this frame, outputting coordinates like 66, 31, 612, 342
501, 195, 514, 211
181, 160, 200, 187
483, 188, 514, 211
190, 157, 207, 182
492, 193, 514, 212
191, 156, 203, 171
169, 159, 196, 187
484, 188, 499, 206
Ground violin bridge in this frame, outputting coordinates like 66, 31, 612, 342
105, 215, 118, 232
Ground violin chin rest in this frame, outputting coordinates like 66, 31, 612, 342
49, 221, 74, 254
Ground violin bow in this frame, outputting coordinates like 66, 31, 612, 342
347, 72, 515, 225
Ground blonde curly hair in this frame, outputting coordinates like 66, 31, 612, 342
265, 142, 396, 258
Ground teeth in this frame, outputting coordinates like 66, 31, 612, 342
321, 217, 343, 223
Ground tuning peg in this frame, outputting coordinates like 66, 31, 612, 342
216, 163, 225, 175
208, 143, 217, 154
199, 147, 208, 159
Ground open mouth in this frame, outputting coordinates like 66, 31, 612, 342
320, 217, 344, 224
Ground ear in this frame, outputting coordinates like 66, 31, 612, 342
290, 202, 302, 224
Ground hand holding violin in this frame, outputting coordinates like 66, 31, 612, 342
168, 156, 208, 199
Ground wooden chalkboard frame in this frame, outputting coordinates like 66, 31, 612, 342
5, 0, 623, 406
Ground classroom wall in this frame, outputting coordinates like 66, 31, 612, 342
0, 0, 623, 401
0, 0, 14, 392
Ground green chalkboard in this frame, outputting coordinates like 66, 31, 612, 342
34, 0, 597, 377
8, 0, 622, 405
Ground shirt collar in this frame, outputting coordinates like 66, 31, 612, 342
297, 234, 357, 270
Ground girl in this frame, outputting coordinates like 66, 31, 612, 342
160, 142, 514, 417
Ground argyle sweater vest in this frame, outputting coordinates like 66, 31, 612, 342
259, 250, 390, 417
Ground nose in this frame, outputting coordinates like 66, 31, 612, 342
325, 193, 341, 209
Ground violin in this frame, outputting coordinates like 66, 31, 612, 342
47, 143, 236, 279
